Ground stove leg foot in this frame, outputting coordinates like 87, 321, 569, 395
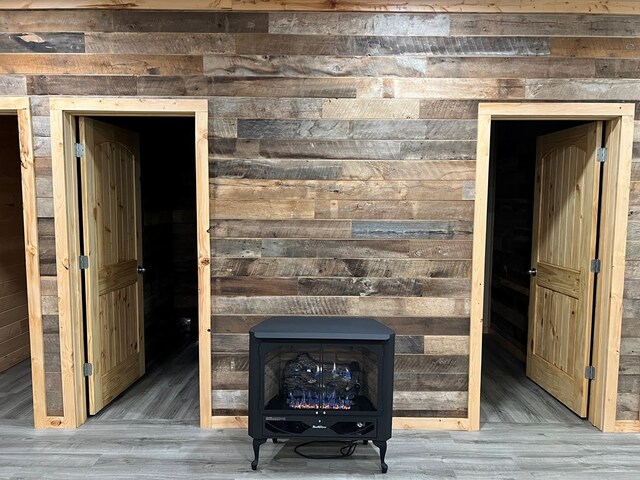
251, 438, 266, 471
272, 438, 278, 444
362, 440, 368, 445
374, 440, 388, 474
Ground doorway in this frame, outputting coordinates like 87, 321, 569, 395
482, 120, 595, 426
73, 116, 199, 422
48, 98, 211, 429
469, 103, 635, 432
0, 114, 32, 424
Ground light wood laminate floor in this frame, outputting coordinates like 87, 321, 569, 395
1, 338, 639, 479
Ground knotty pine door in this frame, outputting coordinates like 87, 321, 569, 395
79, 118, 145, 415
526, 122, 603, 417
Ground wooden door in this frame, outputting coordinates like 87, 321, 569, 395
79, 118, 144, 415
526, 122, 602, 417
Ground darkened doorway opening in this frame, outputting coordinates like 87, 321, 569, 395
0, 115, 32, 424
482, 120, 602, 426
76, 116, 199, 423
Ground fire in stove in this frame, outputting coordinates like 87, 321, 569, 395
287, 389, 353, 410
283, 353, 360, 410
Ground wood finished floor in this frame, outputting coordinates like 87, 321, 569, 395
1, 338, 640, 479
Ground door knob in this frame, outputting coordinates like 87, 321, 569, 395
137, 266, 146, 274
528, 268, 537, 276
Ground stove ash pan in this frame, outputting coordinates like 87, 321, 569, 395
248, 316, 395, 473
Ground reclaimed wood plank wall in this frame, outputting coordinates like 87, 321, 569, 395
1, 9, 639, 421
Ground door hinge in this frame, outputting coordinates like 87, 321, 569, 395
585, 365, 596, 380
597, 147, 607, 163
74, 142, 85, 158
83, 362, 93, 377
590, 258, 601, 273
79, 255, 89, 270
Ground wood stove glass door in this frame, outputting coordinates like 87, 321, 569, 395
262, 342, 380, 413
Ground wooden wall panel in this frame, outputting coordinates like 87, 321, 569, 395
6, 9, 637, 422
0, 116, 29, 373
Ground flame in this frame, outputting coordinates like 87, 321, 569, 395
287, 389, 353, 410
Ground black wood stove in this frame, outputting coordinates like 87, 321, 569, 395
248, 316, 395, 473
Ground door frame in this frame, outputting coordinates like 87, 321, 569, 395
0, 97, 46, 428
49, 97, 211, 428
469, 102, 635, 432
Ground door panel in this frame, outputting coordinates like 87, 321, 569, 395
80, 117, 144, 415
527, 122, 602, 417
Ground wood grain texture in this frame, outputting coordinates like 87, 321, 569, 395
390, 78, 525, 99
552, 37, 640, 59
205, 54, 427, 77
211, 178, 473, 201
27, 75, 137, 96
0, 10, 113, 33
111, 11, 268, 33
211, 258, 472, 278
0, 33, 83, 53
236, 34, 549, 56
427, 57, 596, 78
0, 76, 27, 95
2, 0, 640, 15
450, 14, 640, 36
85, 33, 234, 54
268, 12, 451, 36
0, 54, 203, 76
212, 159, 477, 180
210, 76, 383, 98
4, 7, 637, 424
211, 219, 352, 238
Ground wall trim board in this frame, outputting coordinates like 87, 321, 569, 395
614, 420, 640, 432
48, 97, 211, 429
471, 102, 635, 432
0, 97, 48, 429
210, 415, 470, 430
1, 0, 640, 14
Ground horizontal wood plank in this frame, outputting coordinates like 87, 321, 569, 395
111, 11, 268, 33
314, 199, 474, 220
85, 32, 235, 54
450, 14, 640, 36
211, 179, 474, 201
213, 295, 470, 316
205, 54, 427, 77
212, 159, 477, 181
322, 98, 420, 119
27, 75, 137, 95
212, 257, 471, 278
210, 76, 382, 98
211, 199, 315, 219
236, 119, 477, 140
427, 57, 596, 78
552, 37, 640, 59
209, 97, 323, 119
3, 0, 640, 15
268, 12, 450, 36
391, 78, 525, 99
211, 219, 352, 239
0, 54, 203, 76
236, 34, 549, 56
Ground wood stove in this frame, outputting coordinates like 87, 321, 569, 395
248, 316, 395, 473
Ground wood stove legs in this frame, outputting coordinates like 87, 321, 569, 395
250, 438, 388, 473
374, 440, 388, 474
251, 438, 266, 471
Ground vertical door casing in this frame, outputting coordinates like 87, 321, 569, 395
526, 122, 602, 417
79, 117, 145, 415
